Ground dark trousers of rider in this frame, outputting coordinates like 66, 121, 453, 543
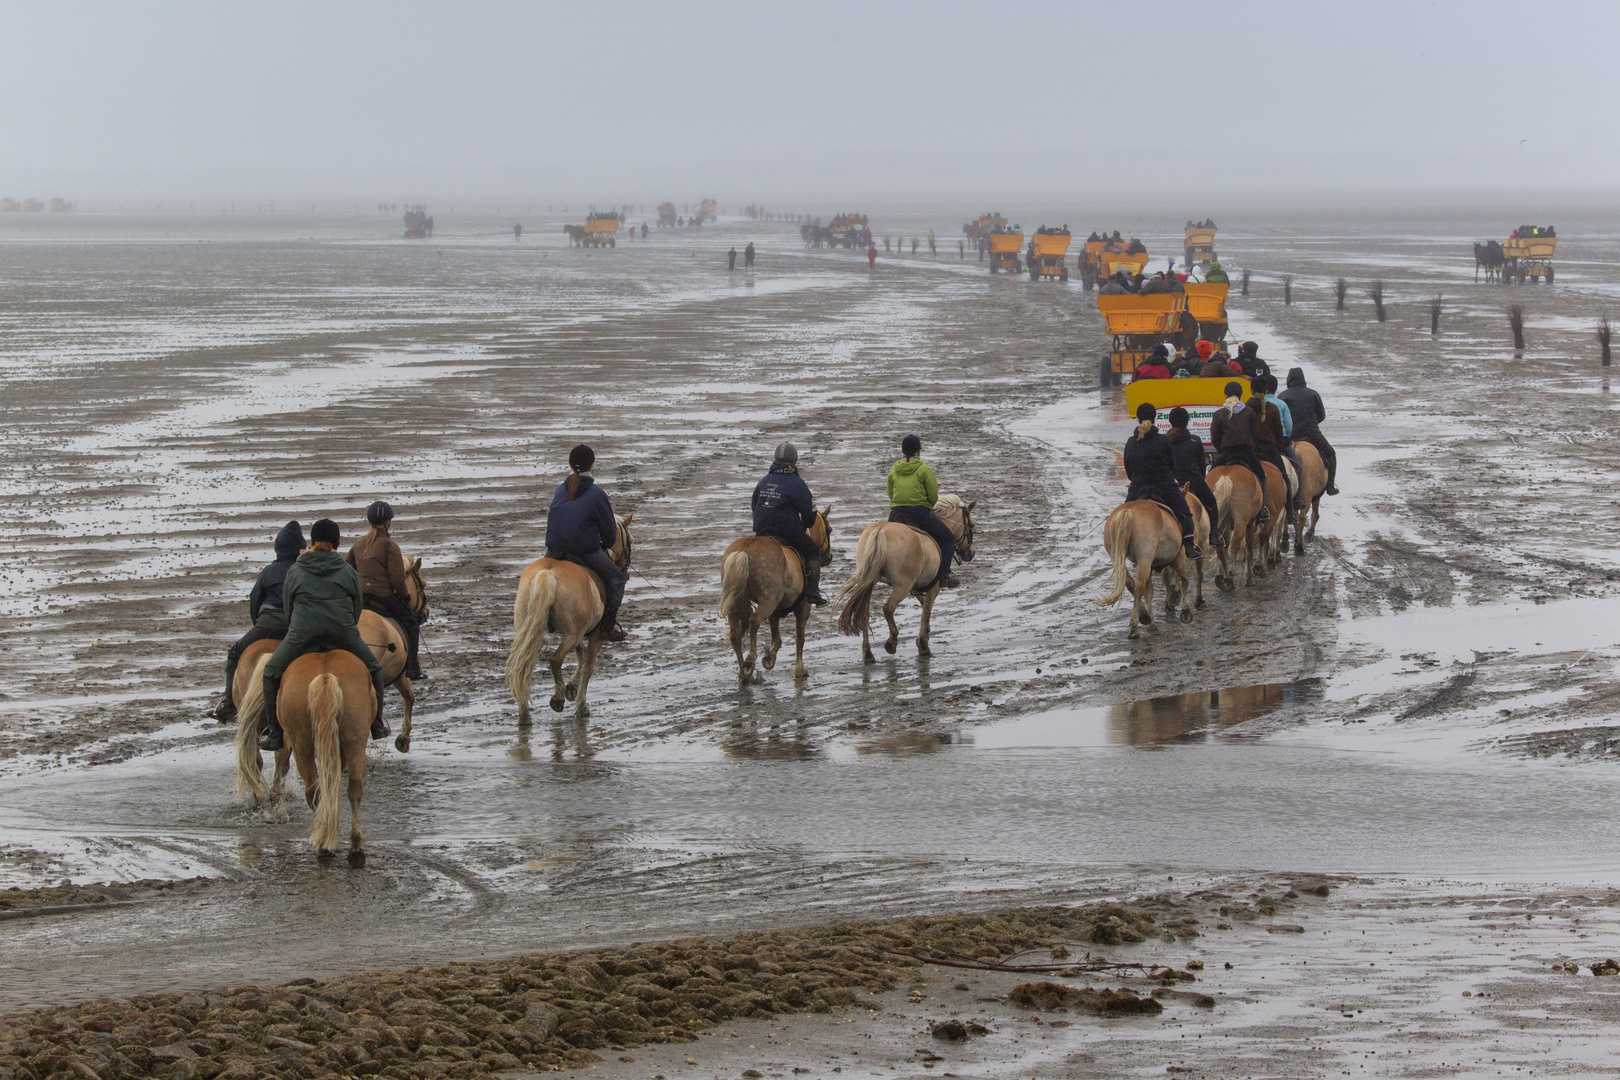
759, 526, 819, 565
1255, 442, 1295, 506
363, 593, 420, 673
1127, 479, 1195, 540
1182, 477, 1219, 526
224, 622, 281, 696
888, 506, 954, 586
1213, 446, 1268, 503
547, 546, 627, 624
1297, 433, 1338, 489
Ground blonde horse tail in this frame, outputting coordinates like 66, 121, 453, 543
1213, 475, 1234, 536
1094, 509, 1131, 607
834, 528, 887, 636
718, 550, 751, 629
506, 569, 557, 712
234, 654, 271, 804
308, 672, 344, 854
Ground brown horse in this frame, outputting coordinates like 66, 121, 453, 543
1291, 442, 1330, 552
234, 649, 375, 865
1207, 465, 1264, 590
358, 610, 416, 751
506, 515, 633, 722
718, 508, 832, 682
1254, 462, 1289, 573
833, 495, 976, 662
1182, 484, 1211, 611
1094, 501, 1193, 639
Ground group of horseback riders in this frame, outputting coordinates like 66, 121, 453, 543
215, 434, 963, 745
1123, 358, 1339, 559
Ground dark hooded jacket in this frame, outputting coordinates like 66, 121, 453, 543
752, 461, 815, 537
249, 521, 305, 624
282, 549, 364, 636
1166, 429, 1207, 483
1123, 426, 1177, 485
545, 474, 617, 554
1278, 368, 1326, 440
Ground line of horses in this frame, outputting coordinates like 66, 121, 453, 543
1096, 444, 1331, 639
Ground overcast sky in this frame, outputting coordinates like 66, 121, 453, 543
3, 1, 1616, 203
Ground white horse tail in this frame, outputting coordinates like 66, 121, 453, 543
234, 654, 271, 805
307, 673, 344, 854
718, 550, 752, 628
1213, 474, 1234, 536
506, 569, 557, 713
1094, 508, 1132, 607
834, 527, 887, 636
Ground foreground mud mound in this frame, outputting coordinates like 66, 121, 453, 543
0, 903, 1189, 1079
1008, 981, 1163, 1016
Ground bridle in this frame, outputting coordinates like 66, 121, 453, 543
812, 509, 832, 558
954, 503, 975, 564
405, 559, 429, 618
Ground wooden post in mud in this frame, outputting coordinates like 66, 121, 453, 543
1335, 278, 1348, 311
1600, 312, 1611, 366
1369, 280, 1386, 323
1241, 269, 1251, 297
1430, 295, 1442, 335
1283, 275, 1293, 305
1509, 305, 1526, 353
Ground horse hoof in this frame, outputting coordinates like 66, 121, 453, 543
549, 696, 565, 713
1195, 598, 1206, 609
863, 653, 876, 665
395, 735, 410, 753
1128, 628, 1141, 640
762, 654, 776, 670
348, 850, 367, 869
316, 848, 335, 862
564, 682, 578, 702
883, 641, 897, 655
1179, 609, 1193, 624
1140, 611, 1154, 625
574, 705, 591, 720
917, 643, 931, 658
794, 665, 808, 680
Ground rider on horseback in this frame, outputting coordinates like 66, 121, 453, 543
212, 520, 303, 722
546, 445, 628, 642
1165, 408, 1224, 549
1278, 367, 1340, 496
1248, 383, 1298, 525
1210, 381, 1271, 522
346, 500, 423, 679
752, 442, 826, 606
1124, 404, 1202, 561
259, 519, 387, 752
888, 434, 959, 590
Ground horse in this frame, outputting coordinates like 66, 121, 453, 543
1474, 240, 1504, 283
1094, 501, 1193, 639
718, 508, 833, 682
1207, 465, 1264, 590
1181, 484, 1211, 611
234, 648, 375, 866
833, 495, 976, 662
1290, 441, 1330, 552
1254, 461, 1290, 572
358, 611, 415, 751
506, 515, 633, 722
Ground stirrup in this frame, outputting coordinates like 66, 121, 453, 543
211, 695, 237, 723
1326, 484, 1340, 496
940, 572, 960, 589
1183, 540, 1203, 560
601, 622, 627, 642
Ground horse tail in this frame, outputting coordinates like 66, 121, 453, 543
1094, 509, 1131, 607
718, 550, 752, 631
308, 672, 344, 854
506, 569, 557, 712
234, 654, 271, 805
834, 528, 887, 636
1213, 475, 1234, 536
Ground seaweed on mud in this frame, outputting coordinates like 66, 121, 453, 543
1007, 982, 1163, 1016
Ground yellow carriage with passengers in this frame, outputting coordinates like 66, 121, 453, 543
1184, 224, 1217, 268
1097, 292, 1187, 385
987, 229, 1023, 274
1124, 376, 1251, 452
1183, 281, 1230, 350
581, 212, 621, 247
1500, 229, 1557, 284
1027, 231, 1071, 282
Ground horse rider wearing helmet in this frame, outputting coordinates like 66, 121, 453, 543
212, 520, 304, 722
751, 441, 826, 606
888, 434, 959, 590
259, 518, 387, 751
546, 444, 628, 642
346, 500, 422, 679
1124, 404, 1203, 560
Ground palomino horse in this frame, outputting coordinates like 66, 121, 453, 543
1182, 485, 1211, 611
1207, 465, 1264, 590
234, 648, 376, 865
1254, 461, 1289, 571
718, 508, 833, 682
506, 515, 633, 722
1290, 442, 1330, 552
1094, 500, 1193, 639
834, 494, 976, 662
358, 611, 415, 751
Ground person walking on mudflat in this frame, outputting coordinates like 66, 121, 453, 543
887, 435, 958, 590
212, 520, 304, 722
259, 519, 386, 751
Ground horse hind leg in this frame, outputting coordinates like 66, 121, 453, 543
762, 613, 782, 671
393, 677, 414, 753
793, 603, 810, 680
571, 639, 603, 719
916, 589, 936, 658
346, 763, 366, 868
267, 750, 292, 824
882, 588, 902, 655
548, 636, 573, 713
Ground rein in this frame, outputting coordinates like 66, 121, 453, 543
611, 523, 634, 571
954, 504, 975, 563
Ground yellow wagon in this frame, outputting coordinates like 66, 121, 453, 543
581, 212, 620, 247
1097, 292, 1187, 385
1184, 225, 1217, 268
1501, 232, 1557, 284
1124, 376, 1251, 449
987, 230, 1023, 274
1027, 232, 1071, 282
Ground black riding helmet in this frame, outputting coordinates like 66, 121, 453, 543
366, 500, 394, 526
901, 434, 921, 457
569, 444, 595, 472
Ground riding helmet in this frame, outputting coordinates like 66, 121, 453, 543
311, 518, 341, 546
901, 434, 921, 457
774, 441, 798, 465
366, 500, 394, 526
569, 444, 595, 471
1135, 403, 1156, 422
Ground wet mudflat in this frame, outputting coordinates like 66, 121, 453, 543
5, 204, 1620, 1074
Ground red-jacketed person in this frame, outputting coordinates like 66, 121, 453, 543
867, 243, 878, 270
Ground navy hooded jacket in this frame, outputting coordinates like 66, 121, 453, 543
545, 474, 617, 554
1278, 368, 1326, 441
249, 520, 305, 622
752, 461, 815, 537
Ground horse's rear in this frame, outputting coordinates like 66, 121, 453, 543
719, 536, 800, 681
1255, 462, 1288, 573
1095, 501, 1187, 639
1291, 442, 1330, 551
358, 609, 416, 752
1207, 466, 1262, 590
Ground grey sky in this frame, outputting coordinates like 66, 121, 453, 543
3, 1, 1616, 202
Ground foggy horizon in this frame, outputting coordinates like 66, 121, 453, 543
4, 1, 1617, 205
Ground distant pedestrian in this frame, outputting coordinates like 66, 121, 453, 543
884, 237, 891, 252
928, 230, 936, 256
958, 240, 964, 260
744, 242, 755, 269
728, 247, 737, 271
911, 237, 919, 254
513, 223, 522, 241
867, 243, 878, 270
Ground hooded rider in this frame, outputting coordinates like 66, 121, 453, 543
1124, 404, 1202, 560
1248, 381, 1297, 524
545, 444, 628, 642
1278, 367, 1340, 495
259, 518, 387, 752
1233, 341, 1270, 380
346, 500, 422, 679
212, 520, 304, 722
888, 434, 958, 590
1209, 380, 1271, 521
751, 442, 826, 605
1164, 407, 1224, 549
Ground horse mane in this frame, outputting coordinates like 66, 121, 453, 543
934, 493, 963, 514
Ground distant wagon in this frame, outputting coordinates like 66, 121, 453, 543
657, 202, 677, 228
987, 228, 1023, 274
1184, 222, 1217, 269
578, 212, 621, 247
403, 204, 433, 238
826, 213, 870, 249
1500, 226, 1557, 285
1027, 228, 1072, 282
1097, 291, 1185, 386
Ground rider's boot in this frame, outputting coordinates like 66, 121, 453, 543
258, 675, 284, 752
370, 668, 389, 741
404, 620, 423, 680
1182, 536, 1204, 560
600, 608, 627, 643
803, 557, 828, 606
211, 666, 238, 721
1208, 529, 1227, 549
939, 571, 961, 589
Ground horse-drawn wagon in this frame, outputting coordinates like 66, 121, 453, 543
827, 213, 870, 249
403, 205, 433, 238
1184, 222, 1217, 268
1124, 376, 1250, 450
1097, 292, 1186, 385
987, 228, 1023, 274
696, 199, 718, 223
578, 212, 620, 247
1184, 281, 1230, 351
1079, 234, 1149, 290
657, 202, 677, 227
1501, 227, 1557, 284
963, 212, 1007, 249
1027, 229, 1071, 282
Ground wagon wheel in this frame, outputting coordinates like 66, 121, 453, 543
1546, 265, 1555, 284
1099, 356, 1111, 386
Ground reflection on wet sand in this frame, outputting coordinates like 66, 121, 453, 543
1108, 679, 1325, 744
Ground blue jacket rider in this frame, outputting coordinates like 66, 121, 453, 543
751, 441, 826, 605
